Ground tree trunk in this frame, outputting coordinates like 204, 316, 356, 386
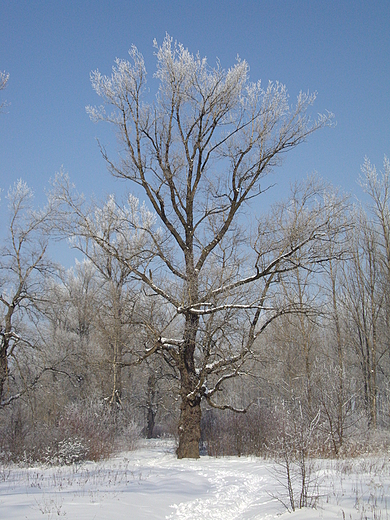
330, 259, 344, 450
177, 312, 201, 459
109, 337, 122, 406
146, 406, 156, 439
0, 308, 12, 402
146, 373, 156, 439
177, 390, 201, 458
0, 343, 8, 402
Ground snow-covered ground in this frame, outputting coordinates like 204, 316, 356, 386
0, 439, 389, 519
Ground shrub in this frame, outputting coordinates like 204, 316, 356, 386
0, 399, 140, 465
201, 404, 277, 457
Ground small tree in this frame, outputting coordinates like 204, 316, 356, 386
268, 398, 321, 512
82, 35, 337, 458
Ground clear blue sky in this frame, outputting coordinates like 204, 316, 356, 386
1, 0, 389, 210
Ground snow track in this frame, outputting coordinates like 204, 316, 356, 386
124, 440, 281, 519
166, 462, 274, 519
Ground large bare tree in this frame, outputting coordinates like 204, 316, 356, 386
81, 35, 338, 458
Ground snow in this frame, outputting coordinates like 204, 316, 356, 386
0, 440, 389, 519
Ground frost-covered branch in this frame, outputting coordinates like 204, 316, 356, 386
0, 70, 9, 112
178, 302, 272, 315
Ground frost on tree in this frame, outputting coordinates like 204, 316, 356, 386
0, 180, 58, 406
84, 35, 337, 458
0, 70, 9, 112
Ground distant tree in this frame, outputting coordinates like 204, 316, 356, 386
68, 196, 145, 406
342, 207, 383, 429
40, 259, 102, 402
80, 35, 338, 458
0, 180, 58, 406
359, 157, 390, 323
344, 155, 390, 429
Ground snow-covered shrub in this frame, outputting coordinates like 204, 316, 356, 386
43, 437, 89, 466
58, 400, 114, 461
58, 399, 140, 460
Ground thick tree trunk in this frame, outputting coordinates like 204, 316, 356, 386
177, 312, 201, 459
177, 391, 201, 459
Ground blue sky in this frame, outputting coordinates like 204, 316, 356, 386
1, 0, 389, 214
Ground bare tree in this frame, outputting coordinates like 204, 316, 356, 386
40, 259, 102, 401
341, 206, 385, 429
82, 35, 336, 458
71, 211, 143, 407
0, 180, 58, 406
359, 157, 390, 324
347, 155, 390, 428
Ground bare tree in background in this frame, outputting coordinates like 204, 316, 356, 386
346, 155, 390, 429
0, 180, 58, 406
359, 157, 390, 325
69, 198, 144, 407
80, 35, 338, 458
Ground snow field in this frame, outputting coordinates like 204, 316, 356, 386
0, 440, 389, 519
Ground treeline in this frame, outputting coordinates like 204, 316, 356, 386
1, 156, 390, 462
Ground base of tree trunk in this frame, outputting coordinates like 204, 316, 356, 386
177, 397, 201, 459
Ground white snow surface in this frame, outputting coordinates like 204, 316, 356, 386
1, 439, 389, 519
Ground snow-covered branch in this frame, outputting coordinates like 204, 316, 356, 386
178, 302, 273, 315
